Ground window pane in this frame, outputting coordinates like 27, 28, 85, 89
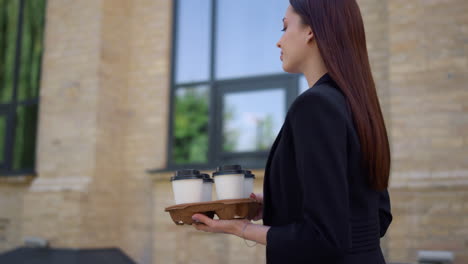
0, 0, 20, 104
216, 0, 288, 79
0, 115, 6, 163
299, 75, 309, 95
13, 104, 38, 170
223, 89, 285, 152
17, 0, 46, 101
175, 0, 211, 84
172, 85, 210, 164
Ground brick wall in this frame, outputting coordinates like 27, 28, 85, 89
389, 186, 468, 263
2, 0, 168, 263
0, 1, 466, 264
389, 0, 468, 186
385, 0, 468, 263
0, 182, 29, 252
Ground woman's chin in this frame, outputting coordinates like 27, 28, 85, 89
282, 63, 300, 74
281, 62, 291, 72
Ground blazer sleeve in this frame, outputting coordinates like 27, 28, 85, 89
379, 189, 392, 237
266, 91, 350, 259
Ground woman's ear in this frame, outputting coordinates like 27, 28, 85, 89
305, 26, 314, 44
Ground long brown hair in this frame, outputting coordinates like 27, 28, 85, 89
290, 0, 391, 191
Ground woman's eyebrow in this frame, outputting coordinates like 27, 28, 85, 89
282, 17, 287, 22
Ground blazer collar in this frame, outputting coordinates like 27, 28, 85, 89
312, 72, 333, 88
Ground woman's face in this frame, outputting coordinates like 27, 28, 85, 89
276, 5, 314, 74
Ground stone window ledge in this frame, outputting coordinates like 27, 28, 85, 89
0, 174, 36, 185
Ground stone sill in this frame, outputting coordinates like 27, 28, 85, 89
0, 174, 36, 185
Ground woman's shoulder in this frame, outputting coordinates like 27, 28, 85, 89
288, 82, 348, 119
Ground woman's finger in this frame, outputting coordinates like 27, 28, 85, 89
253, 208, 262, 221
250, 192, 263, 203
193, 222, 209, 231
192, 213, 214, 226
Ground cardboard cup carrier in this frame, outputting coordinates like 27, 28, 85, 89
166, 165, 260, 225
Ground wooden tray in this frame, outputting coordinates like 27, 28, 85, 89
165, 198, 261, 225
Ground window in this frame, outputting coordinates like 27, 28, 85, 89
0, 0, 47, 175
222, 89, 285, 153
167, 0, 303, 170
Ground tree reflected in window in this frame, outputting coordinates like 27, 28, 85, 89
173, 86, 209, 164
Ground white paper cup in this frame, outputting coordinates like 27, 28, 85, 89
202, 176, 214, 202
171, 169, 205, 204
213, 165, 245, 200
243, 178, 254, 198
243, 170, 255, 198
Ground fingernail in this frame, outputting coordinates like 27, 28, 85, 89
192, 216, 198, 221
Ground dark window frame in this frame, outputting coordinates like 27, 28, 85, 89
151, 0, 301, 173
0, 0, 43, 176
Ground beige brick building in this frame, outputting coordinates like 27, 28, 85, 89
0, 0, 467, 264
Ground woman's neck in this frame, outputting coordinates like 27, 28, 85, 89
303, 52, 328, 88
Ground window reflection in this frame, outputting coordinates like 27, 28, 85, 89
0, 0, 46, 172
175, 0, 211, 84
0, 115, 6, 163
173, 85, 210, 164
223, 89, 285, 152
216, 0, 289, 79
17, 0, 46, 101
13, 104, 37, 170
171, 0, 295, 166
0, 0, 20, 104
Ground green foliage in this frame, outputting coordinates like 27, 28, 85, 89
0, 0, 19, 104
256, 114, 275, 150
222, 104, 239, 152
173, 87, 209, 164
18, 0, 46, 101
0, 116, 5, 162
12, 0, 45, 170
13, 105, 38, 170
0, 0, 46, 171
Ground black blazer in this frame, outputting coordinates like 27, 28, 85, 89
262, 73, 392, 264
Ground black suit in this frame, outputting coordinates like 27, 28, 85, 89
263, 73, 392, 263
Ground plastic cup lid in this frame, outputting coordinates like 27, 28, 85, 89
244, 170, 255, 179
201, 173, 214, 182
213, 164, 245, 177
170, 169, 205, 181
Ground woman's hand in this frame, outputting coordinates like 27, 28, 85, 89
191, 194, 270, 245
191, 213, 250, 237
249, 193, 264, 221
191, 193, 264, 235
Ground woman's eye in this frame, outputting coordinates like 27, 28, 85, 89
281, 27, 287, 32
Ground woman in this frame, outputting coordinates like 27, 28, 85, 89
191, 0, 393, 263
